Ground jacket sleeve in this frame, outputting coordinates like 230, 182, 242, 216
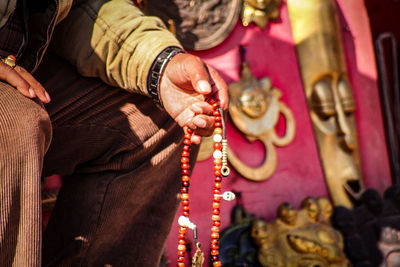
50, 0, 183, 95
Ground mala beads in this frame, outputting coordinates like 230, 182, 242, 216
177, 100, 234, 267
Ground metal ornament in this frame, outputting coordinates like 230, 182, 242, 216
144, 0, 241, 50
288, 0, 365, 208
251, 197, 350, 267
198, 62, 295, 181
241, 0, 282, 30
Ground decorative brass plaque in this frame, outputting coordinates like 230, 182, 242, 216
288, 0, 365, 208
198, 62, 295, 182
144, 0, 241, 50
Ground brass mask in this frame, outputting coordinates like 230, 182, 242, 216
288, 0, 365, 207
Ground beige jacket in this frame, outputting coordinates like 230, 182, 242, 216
0, 0, 182, 95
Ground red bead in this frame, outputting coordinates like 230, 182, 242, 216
178, 233, 185, 239
186, 128, 193, 134
215, 122, 222, 127
212, 226, 220, 233
213, 189, 221, 195
213, 209, 220, 215
212, 103, 220, 109
213, 110, 220, 116
215, 116, 222, 122
211, 232, 219, 239
182, 169, 190, 175
214, 128, 222, 135
183, 211, 189, 216
213, 143, 222, 150
181, 151, 190, 157
178, 239, 186, 245
179, 227, 187, 234
185, 133, 192, 139
213, 196, 221, 202
181, 187, 188, 193
214, 164, 221, 171
211, 243, 219, 250
211, 238, 219, 244
213, 220, 221, 227
183, 145, 190, 151
182, 175, 190, 182
181, 193, 189, 200
177, 256, 185, 262
213, 202, 220, 209
215, 176, 222, 182
212, 215, 220, 221
182, 199, 189, 206
178, 250, 185, 257
181, 163, 190, 170
178, 262, 185, 267
211, 249, 219, 256
182, 181, 190, 187
214, 170, 221, 177
214, 158, 222, 165
184, 139, 191, 145
213, 260, 222, 267
181, 157, 189, 163
214, 182, 222, 189
183, 205, 190, 211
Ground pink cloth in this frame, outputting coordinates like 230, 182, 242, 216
165, 0, 391, 265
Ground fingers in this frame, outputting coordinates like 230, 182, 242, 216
0, 61, 31, 96
207, 66, 229, 110
0, 61, 50, 103
179, 55, 213, 95
14, 66, 50, 103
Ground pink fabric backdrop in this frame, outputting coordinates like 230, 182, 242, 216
164, 0, 392, 265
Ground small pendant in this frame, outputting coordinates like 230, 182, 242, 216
192, 242, 204, 267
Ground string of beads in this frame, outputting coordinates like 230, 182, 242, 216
177, 100, 229, 267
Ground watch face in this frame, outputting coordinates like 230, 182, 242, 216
145, 0, 241, 51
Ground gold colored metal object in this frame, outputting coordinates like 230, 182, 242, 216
2, 55, 16, 68
191, 242, 205, 267
241, 0, 282, 30
227, 62, 295, 181
144, 0, 241, 50
288, 0, 365, 208
198, 62, 295, 181
251, 197, 349, 267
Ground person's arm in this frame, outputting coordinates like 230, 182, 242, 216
50, 0, 181, 95
51, 0, 228, 143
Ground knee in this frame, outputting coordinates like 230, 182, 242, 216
0, 85, 52, 152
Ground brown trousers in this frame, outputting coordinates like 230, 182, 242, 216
0, 54, 189, 266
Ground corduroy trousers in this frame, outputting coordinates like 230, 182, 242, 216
0, 54, 189, 266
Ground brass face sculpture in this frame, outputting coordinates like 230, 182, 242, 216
288, 0, 365, 208
198, 61, 295, 182
241, 0, 282, 30
251, 197, 349, 267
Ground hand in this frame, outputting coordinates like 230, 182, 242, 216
160, 53, 228, 144
0, 59, 50, 103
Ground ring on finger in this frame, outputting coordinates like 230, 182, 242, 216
2, 55, 16, 69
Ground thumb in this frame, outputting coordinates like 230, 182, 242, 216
184, 56, 213, 95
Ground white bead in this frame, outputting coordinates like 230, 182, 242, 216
178, 216, 196, 229
213, 134, 222, 142
222, 191, 236, 201
213, 150, 222, 159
